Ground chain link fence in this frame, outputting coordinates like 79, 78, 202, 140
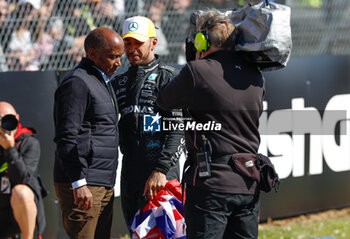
0, 0, 349, 72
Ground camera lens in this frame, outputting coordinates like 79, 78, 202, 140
1, 115, 18, 131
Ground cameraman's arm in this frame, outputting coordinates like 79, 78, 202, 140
157, 64, 195, 110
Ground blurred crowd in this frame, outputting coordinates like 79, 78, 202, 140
0, 0, 126, 71
1, 0, 344, 72
0, 0, 264, 71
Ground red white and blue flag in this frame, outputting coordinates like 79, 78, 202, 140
129, 179, 186, 239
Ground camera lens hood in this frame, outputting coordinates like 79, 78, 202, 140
1, 115, 18, 131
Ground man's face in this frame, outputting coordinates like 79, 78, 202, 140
0, 0, 8, 22
173, 0, 191, 12
92, 39, 124, 78
124, 37, 157, 66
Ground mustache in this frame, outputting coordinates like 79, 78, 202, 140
127, 53, 140, 57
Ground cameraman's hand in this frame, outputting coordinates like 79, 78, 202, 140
0, 128, 15, 150
73, 185, 93, 211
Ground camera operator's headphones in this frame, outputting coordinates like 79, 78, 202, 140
194, 14, 233, 52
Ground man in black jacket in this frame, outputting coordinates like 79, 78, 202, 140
54, 27, 123, 239
157, 11, 265, 239
111, 16, 184, 226
0, 101, 46, 239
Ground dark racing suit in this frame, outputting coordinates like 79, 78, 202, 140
111, 55, 184, 225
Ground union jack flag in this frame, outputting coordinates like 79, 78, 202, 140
129, 179, 186, 239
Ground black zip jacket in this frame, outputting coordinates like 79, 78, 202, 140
157, 50, 265, 194
0, 125, 46, 235
111, 56, 184, 183
54, 57, 119, 188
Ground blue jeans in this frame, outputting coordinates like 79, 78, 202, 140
185, 186, 259, 239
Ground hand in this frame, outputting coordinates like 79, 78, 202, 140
0, 127, 15, 150
73, 185, 93, 210
143, 170, 167, 200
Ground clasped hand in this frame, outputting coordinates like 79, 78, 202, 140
0, 127, 15, 150
143, 170, 167, 200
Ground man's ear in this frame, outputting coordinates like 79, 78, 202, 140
87, 48, 96, 60
16, 114, 20, 122
150, 38, 158, 51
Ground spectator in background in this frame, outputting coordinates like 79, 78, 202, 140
164, 0, 193, 64
39, 0, 56, 19
46, 18, 77, 69
113, 0, 125, 17
39, 0, 77, 69
27, 0, 58, 69
110, 0, 126, 34
64, 0, 119, 67
0, 0, 7, 26
0, 45, 6, 72
0, 0, 8, 71
147, 0, 169, 56
31, 23, 55, 68
6, 0, 42, 70
206, 0, 243, 8
0, 101, 46, 239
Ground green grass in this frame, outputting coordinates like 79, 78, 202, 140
259, 217, 350, 239
116, 210, 350, 239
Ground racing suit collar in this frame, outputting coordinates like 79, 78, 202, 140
130, 54, 160, 73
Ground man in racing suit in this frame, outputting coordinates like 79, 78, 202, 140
111, 16, 184, 226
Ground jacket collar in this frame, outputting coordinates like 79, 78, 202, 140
204, 50, 236, 61
79, 57, 105, 83
80, 57, 96, 68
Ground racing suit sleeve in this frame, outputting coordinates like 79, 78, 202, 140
4, 135, 40, 186
153, 108, 184, 175
156, 64, 195, 110
153, 67, 186, 175
54, 77, 89, 183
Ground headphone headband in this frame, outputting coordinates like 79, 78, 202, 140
203, 15, 230, 30
194, 14, 233, 53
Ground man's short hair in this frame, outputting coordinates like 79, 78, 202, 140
84, 30, 108, 53
196, 10, 235, 49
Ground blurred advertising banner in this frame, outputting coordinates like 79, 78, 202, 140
259, 55, 350, 220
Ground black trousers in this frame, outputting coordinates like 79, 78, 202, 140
0, 199, 20, 237
185, 186, 259, 239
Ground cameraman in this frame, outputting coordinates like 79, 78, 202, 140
0, 101, 45, 239
157, 11, 264, 239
